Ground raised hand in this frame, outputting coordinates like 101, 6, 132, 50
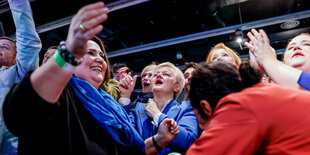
244, 29, 277, 70
119, 72, 137, 98
66, 2, 109, 59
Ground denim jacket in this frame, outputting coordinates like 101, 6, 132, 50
0, 0, 41, 154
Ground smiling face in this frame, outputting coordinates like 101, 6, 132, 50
74, 40, 107, 89
283, 34, 310, 73
0, 38, 16, 67
210, 49, 237, 66
151, 66, 178, 98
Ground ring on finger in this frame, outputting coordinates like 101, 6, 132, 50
79, 24, 86, 32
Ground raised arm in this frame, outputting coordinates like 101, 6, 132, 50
30, 2, 109, 103
244, 29, 302, 89
9, 0, 42, 79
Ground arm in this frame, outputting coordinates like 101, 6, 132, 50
9, 0, 42, 80
145, 119, 179, 155
244, 29, 302, 89
186, 102, 263, 155
30, 2, 109, 103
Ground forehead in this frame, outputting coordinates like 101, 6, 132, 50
142, 70, 153, 74
155, 66, 175, 73
88, 40, 103, 52
184, 67, 195, 74
0, 39, 15, 47
289, 35, 310, 45
212, 49, 229, 55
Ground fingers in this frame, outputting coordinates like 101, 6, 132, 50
78, 2, 105, 15
259, 29, 270, 44
244, 41, 255, 52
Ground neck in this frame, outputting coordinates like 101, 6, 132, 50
153, 92, 173, 111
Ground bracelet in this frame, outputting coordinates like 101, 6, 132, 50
53, 50, 75, 71
152, 136, 163, 151
58, 41, 83, 66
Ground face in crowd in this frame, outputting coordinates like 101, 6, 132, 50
283, 34, 310, 73
74, 40, 108, 89
42, 47, 57, 64
206, 43, 241, 68
0, 38, 16, 68
141, 64, 156, 94
151, 62, 184, 99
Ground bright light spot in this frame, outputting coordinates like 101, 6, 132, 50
236, 37, 242, 43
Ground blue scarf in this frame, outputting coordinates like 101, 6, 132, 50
69, 76, 145, 152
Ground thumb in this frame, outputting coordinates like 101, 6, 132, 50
131, 75, 138, 88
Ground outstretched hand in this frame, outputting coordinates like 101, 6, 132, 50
244, 29, 277, 70
66, 2, 109, 59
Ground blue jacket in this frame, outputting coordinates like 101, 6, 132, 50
129, 99, 198, 154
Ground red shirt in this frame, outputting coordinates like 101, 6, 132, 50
187, 83, 310, 155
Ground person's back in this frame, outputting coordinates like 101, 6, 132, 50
207, 83, 310, 154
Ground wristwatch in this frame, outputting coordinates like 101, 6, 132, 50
58, 41, 83, 66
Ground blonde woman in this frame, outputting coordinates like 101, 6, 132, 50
206, 43, 241, 67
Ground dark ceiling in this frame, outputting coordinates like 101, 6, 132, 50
0, 0, 310, 72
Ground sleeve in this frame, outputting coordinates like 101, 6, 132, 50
3, 72, 59, 137
9, 0, 42, 81
186, 102, 263, 155
297, 71, 310, 90
157, 105, 199, 152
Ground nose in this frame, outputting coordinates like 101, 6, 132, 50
293, 45, 301, 51
95, 55, 104, 64
216, 57, 223, 62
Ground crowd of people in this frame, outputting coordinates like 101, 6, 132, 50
0, 0, 310, 154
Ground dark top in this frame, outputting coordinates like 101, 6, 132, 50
3, 72, 138, 155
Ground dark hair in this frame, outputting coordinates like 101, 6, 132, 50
184, 62, 199, 72
189, 62, 262, 118
47, 46, 57, 51
112, 63, 127, 74
91, 36, 110, 85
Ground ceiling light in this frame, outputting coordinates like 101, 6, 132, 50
280, 20, 300, 29
236, 37, 242, 43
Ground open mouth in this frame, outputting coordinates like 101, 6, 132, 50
155, 79, 163, 85
143, 82, 150, 87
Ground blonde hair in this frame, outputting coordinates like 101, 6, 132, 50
206, 43, 241, 67
141, 63, 157, 76
155, 62, 185, 99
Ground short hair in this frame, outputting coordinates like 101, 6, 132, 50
206, 43, 241, 67
141, 63, 157, 76
155, 62, 185, 99
184, 62, 199, 72
190, 62, 262, 118
112, 63, 127, 74
91, 36, 111, 85
47, 46, 57, 51
0, 36, 16, 44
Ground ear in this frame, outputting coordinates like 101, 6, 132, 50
200, 100, 212, 118
173, 82, 181, 95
